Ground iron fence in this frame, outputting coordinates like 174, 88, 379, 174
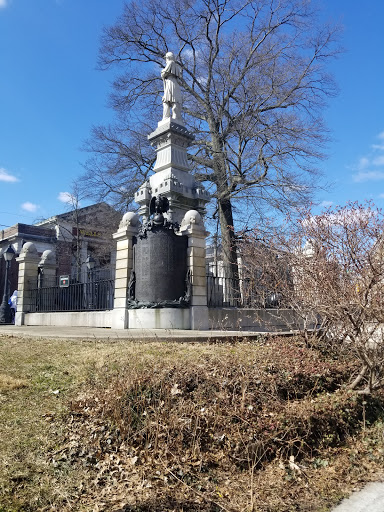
206, 274, 281, 308
28, 270, 280, 312
29, 270, 115, 313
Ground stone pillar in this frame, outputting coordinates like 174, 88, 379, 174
15, 242, 40, 326
111, 212, 140, 329
38, 250, 57, 286
37, 250, 57, 314
180, 210, 209, 330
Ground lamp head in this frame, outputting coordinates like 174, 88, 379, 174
3, 245, 15, 262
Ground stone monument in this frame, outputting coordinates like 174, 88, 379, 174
134, 52, 209, 225
112, 52, 210, 330
161, 51, 183, 123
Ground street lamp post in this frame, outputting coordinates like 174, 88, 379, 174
0, 245, 16, 324
86, 255, 96, 309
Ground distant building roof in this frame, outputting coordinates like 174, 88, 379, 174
0, 223, 55, 243
34, 202, 116, 226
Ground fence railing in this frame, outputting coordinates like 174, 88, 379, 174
29, 271, 115, 313
206, 274, 281, 308
28, 271, 279, 312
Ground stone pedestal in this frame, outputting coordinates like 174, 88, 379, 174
111, 208, 209, 330
128, 308, 190, 329
38, 250, 57, 285
180, 210, 209, 330
135, 119, 210, 224
111, 212, 140, 329
15, 242, 40, 326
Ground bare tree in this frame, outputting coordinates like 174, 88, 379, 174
242, 202, 384, 394
81, 124, 155, 212
50, 183, 120, 280
81, 0, 341, 279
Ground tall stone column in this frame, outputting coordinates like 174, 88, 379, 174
15, 242, 40, 326
111, 212, 140, 329
180, 210, 209, 330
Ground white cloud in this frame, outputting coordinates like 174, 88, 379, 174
352, 131, 384, 181
353, 171, 384, 183
357, 157, 369, 170
181, 48, 200, 63
58, 191, 73, 203
373, 155, 384, 166
0, 167, 19, 182
372, 144, 384, 151
371, 132, 384, 151
320, 200, 333, 208
21, 202, 39, 213
58, 191, 78, 205
0, 0, 8, 9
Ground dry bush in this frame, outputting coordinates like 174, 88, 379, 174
241, 202, 384, 394
60, 338, 381, 510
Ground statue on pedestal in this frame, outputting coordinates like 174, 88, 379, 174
161, 52, 182, 122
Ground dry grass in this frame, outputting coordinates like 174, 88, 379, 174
0, 374, 28, 391
0, 334, 383, 511
0, 334, 136, 511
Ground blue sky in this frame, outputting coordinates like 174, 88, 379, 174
1, 0, 384, 229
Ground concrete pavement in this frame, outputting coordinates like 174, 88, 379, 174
0, 324, 279, 342
332, 482, 384, 511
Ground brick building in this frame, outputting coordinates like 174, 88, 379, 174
0, 203, 120, 294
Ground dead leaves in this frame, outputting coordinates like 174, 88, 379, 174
42, 338, 384, 510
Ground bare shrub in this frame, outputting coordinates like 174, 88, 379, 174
63, 338, 368, 510
241, 201, 384, 394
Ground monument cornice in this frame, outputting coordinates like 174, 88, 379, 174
148, 119, 194, 144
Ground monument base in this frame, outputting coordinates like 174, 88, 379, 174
128, 307, 191, 329
190, 306, 209, 330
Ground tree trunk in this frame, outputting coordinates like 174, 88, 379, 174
210, 127, 240, 289
218, 197, 240, 305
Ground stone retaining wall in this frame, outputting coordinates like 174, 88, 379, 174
21, 308, 309, 331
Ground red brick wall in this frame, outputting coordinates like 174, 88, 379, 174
56, 241, 72, 276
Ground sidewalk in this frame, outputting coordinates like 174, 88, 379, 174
332, 482, 384, 512
0, 324, 278, 342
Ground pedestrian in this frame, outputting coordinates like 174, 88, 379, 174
8, 290, 17, 324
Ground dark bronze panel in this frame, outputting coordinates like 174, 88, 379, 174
134, 229, 188, 303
